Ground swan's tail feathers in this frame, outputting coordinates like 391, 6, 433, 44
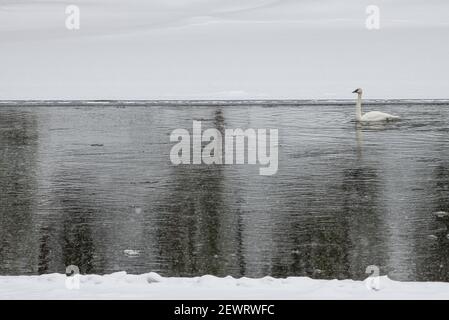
388, 115, 401, 121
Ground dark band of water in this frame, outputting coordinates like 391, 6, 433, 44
1, 99, 449, 107
0, 102, 448, 281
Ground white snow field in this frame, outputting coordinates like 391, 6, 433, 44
1, 272, 449, 299
1, 0, 449, 99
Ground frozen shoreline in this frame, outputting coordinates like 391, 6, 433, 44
1, 272, 449, 300
1, 0, 449, 100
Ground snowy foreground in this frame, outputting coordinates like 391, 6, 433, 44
1, 272, 449, 300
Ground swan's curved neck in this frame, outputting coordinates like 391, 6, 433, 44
356, 93, 363, 121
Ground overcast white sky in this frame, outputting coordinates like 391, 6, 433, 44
1, 0, 448, 99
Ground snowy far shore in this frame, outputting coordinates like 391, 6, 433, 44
1, 272, 449, 300
1, 0, 449, 100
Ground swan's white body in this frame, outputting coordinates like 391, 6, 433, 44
354, 89, 400, 122
359, 110, 400, 122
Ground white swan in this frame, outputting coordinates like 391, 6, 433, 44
352, 88, 400, 122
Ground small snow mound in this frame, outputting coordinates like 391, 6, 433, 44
261, 276, 276, 283
236, 277, 253, 287
146, 272, 163, 284
195, 275, 233, 287
198, 275, 219, 283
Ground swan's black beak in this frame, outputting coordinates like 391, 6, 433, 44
352, 89, 358, 93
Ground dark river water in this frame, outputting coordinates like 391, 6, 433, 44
1, 101, 449, 281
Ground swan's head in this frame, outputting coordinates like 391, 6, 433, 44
352, 88, 363, 94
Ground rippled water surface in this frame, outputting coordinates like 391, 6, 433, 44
1, 101, 449, 281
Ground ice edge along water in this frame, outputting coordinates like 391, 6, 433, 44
1, 272, 449, 299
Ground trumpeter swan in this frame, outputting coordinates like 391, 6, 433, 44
352, 88, 400, 122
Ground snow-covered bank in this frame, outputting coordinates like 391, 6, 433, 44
1, 0, 449, 99
1, 272, 449, 300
